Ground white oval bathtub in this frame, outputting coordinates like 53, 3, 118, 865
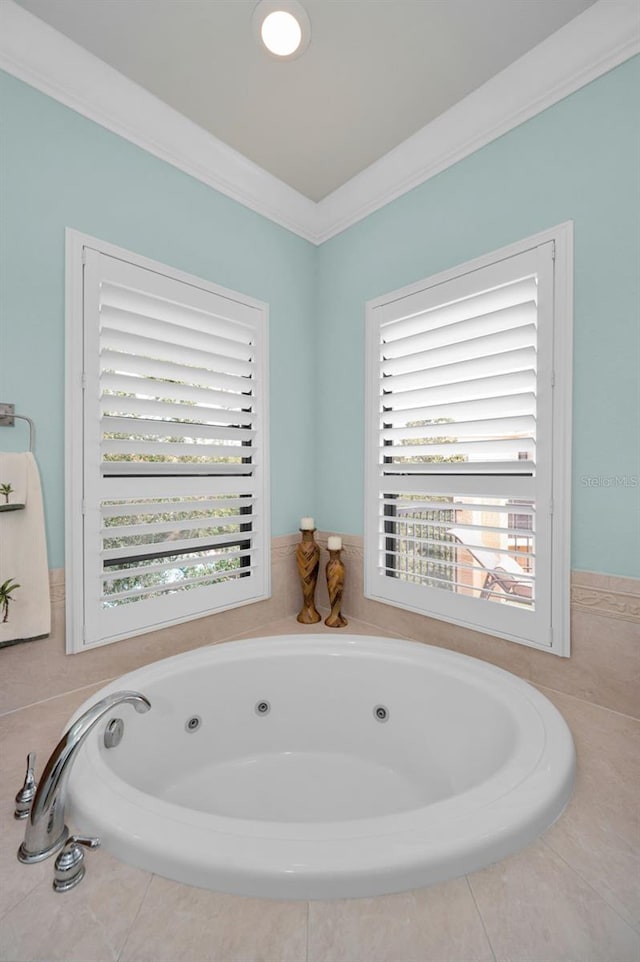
68, 635, 575, 899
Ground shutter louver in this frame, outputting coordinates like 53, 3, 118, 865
80, 249, 269, 646
99, 279, 257, 477
379, 283, 537, 475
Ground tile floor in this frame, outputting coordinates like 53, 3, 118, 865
1, 617, 638, 962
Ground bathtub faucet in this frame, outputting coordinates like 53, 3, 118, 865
17, 691, 151, 869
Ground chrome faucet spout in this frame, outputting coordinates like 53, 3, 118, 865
17, 691, 151, 864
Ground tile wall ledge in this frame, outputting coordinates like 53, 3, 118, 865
9, 540, 637, 720
315, 536, 640, 627
2, 548, 300, 717
571, 569, 640, 624
270, 533, 302, 561
48, 550, 640, 625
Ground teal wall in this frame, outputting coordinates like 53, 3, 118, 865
315, 56, 640, 579
0, 71, 317, 568
1, 57, 638, 578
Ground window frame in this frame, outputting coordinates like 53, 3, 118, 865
65, 229, 271, 653
364, 223, 573, 655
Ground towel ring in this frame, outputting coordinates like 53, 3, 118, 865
13, 415, 35, 453
0, 404, 36, 453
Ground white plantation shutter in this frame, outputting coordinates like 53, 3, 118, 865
69, 243, 269, 649
365, 233, 572, 653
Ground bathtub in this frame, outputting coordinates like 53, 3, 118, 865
68, 634, 575, 899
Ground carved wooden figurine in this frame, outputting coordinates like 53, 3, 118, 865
296, 527, 321, 624
325, 538, 348, 628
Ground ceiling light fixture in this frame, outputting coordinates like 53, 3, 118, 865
253, 0, 311, 60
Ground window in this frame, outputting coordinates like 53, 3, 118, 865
66, 232, 270, 651
365, 225, 572, 653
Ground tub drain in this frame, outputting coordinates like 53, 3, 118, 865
255, 700, 271, 716
185, 715, 202, 732
373, 704, 389, 723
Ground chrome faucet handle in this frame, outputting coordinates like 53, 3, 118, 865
53, 835, 101, 893
18, 690, 150, 867
14, 752, 37, 820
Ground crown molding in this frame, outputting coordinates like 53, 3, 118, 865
313, 0, 640, 243
0, 1, 318, 242
1, 0, 638, 246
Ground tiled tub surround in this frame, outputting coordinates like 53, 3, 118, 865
0, 535, 637, 720
312, 534, 640, 721
0, 618, 638, 961
0, 536, 303, 716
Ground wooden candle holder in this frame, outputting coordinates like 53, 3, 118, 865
296, 529, 321, 624
325, 549, 348, 628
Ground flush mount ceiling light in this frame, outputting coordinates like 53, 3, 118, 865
253, 0, 311, 60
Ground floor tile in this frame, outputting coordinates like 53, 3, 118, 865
0, 682, 107, 781
0, 800, 53, 923
118, 874, 307, 962
468, 839, 640, 962
307, 877, 495, 962
539, 687, 640, 929
0, 683, 108, 920
0, 851, 151, 962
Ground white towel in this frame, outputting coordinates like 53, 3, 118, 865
0, 452, 51, 645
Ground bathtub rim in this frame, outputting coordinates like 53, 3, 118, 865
67, 634, 576, 898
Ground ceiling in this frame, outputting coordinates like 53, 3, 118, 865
16, 0, 596, 201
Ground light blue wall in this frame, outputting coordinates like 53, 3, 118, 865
0, 71, 317, 568
1, 58, 638, 578
315, 56, 640, 578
